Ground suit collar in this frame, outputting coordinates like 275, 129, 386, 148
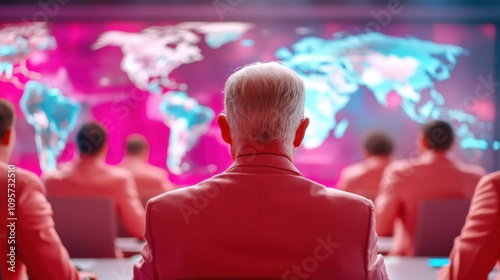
68, 156, 108, 172
421, 150, 451, 161
366, 156, 391, 166
227, 153, 303, 177
121, 156, 145, 166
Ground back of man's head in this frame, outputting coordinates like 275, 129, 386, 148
421, 120, 454, 151
0, 99, 15, 142
76, 122, 107, 156
223, 62, 305, 145
363, 131, 394, 156
126, 134, 149, 156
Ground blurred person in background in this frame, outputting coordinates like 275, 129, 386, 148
0, 99, 96, 280
375, 120, 485, 256
119, 134, 174, 207
337, 130, 394, 201
44, 122, 145, 246
438, 171, 500, 280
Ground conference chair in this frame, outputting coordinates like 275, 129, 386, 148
117, 217, 132, 238
48, 197, 118, 258
117, 197, 150, 237
414, 199, 471, 257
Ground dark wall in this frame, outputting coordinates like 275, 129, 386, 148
2, 0, 500, 7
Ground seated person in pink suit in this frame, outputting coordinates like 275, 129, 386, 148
119, 134, 174, 207
134, 62, 389, 279
0, 99, 95, 280
44, 122, 145, 243
375, 120, 486, 256
438, 171, 500, 280
337, 131, 394, 201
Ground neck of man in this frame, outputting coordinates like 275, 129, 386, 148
0, 148, 9, 164
79, 152, 105, 162
231, 140, 295, 163
126, 153, 147, 162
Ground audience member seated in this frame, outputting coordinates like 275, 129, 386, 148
337, 131, 394, 201
119, 134, 174, 207
438, 171, 500, 280
0, 99, 95, 280
43, 122, 145, 243
134, 62, 388, 279
375, 120, 486, 256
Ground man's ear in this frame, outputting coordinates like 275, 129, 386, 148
293, 117, 309, 148
2, 129, 12, 146
217, 114, 232, 145
418, 133, 429, 151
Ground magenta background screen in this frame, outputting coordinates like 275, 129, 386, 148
0, 21, 496, 187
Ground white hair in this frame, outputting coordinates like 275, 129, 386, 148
223, 61, 306, 145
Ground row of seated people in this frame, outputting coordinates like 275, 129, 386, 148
336, 123, 486, 256
0, 105, 174, 278
1, 62, 499, 279
43, 128, 175, 243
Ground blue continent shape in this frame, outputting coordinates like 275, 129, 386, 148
277, 32, 487, 150
159, 91, 214, 174
0, 22, 56, 85
205, 32, 240, 48
20, 81, 80, 171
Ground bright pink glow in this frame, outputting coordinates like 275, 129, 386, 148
386, 91, 402, 109
472, 101, 495, 122
0, 21, 496, 187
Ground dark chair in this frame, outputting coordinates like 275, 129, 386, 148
414, 199, 471, 257
48, 197, 118, 258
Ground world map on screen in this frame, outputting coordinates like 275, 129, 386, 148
276, 32, 486, 150
0, 21, 494, 176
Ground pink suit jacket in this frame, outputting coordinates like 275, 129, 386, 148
337, 156, 391, 201
375, 151, 485, 256
438, 171, 500, 280
43, 157, 146, 240
0, 163, 81, 280
119, 156, 174, 206
134, 154, 388, 280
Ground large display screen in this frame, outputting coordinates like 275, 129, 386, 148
0, 20, 496, 187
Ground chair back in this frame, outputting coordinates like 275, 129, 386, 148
414, 199, 471, 256
117, 216, 132, 237
48, 197, 117, 258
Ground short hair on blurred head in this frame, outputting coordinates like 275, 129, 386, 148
76, 122, 107, 156
126, 134, 149, 156
363, 131, 394, 156
421, 120, 454, 151
0, 99, 15, 141
223, 61, 305, 145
